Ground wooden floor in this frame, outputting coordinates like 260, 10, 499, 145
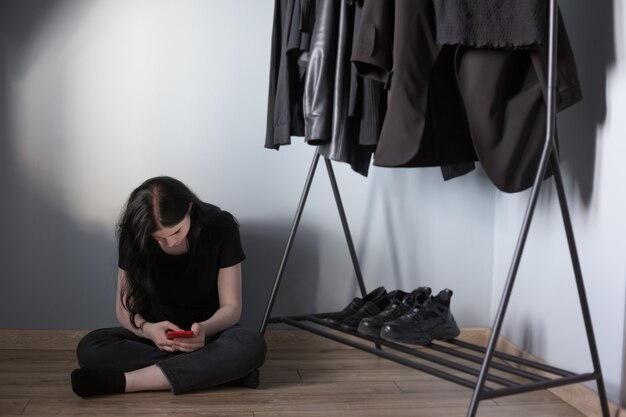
0, 329, 589, 417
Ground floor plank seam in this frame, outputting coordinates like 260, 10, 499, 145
20, 398, 31, 415
392, 380, 405, 394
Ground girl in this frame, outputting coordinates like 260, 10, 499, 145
71, 176, 266, 396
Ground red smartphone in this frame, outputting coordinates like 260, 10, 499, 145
166, 330, 195, 338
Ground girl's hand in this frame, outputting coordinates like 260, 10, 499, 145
142, 321, 183, 352
169, 322, 207, 353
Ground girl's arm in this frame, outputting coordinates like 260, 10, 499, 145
116, 268, 182, 352
170, 263, 243, 353
115, 268, 148, 337
196, 263, 243, 336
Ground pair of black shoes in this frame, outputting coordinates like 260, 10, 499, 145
324, 286, 389, 330
326, 286, 461, 346
380, 288, 461, 345
357, 287, 432, 337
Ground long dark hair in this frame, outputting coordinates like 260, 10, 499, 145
116, 176, 212, 329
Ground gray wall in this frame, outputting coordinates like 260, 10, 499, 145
0, 0, 495, 331
0, 0, 623, 406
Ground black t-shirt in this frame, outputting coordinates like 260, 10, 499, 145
118, 206, 245, 329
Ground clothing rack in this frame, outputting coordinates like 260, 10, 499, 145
259, 1, 610, 416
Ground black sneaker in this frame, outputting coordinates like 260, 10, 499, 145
339, 288, 394, 331
324, 286, 387, 325
380, 288, 460, 345
357, 287, 431, 337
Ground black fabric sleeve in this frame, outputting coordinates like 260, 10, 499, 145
351, 0, 394, 84
217, 212, 246, 268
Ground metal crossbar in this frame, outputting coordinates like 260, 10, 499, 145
271, 315, 599, 398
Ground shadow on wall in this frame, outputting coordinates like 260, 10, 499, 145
0, 112, 118, 329
239, 221, 320, 331
562, 0, 623, 407
557, 0, 615, 206
0, 0, 119, 330
0, 169, 118, 330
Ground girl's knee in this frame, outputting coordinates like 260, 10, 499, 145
221, 327, 267, 367
76, 329, 101, 367
75, 327, 120, 367
240, 329, 267, 367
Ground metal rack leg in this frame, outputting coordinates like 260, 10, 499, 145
323, 158, 380, 350
467, 1, 560, 415
324, 158, 368, 298
259, 152, 371, 339
466, 153, 555, 416
550, 151, 611, 417
259, 150, 321, 335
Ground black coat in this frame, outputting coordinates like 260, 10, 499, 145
304, 0, 374, 176
351, 0, 581, 192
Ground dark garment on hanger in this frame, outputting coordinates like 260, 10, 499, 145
265, 0, 307, 150
304, 0, 374, 176
441, 162, 476, 181
352, 0, 581, 192
347, 0, 386, 148
350, 77, 385, 147
351, 0, 478, 169
454, 12, 582, 193
303, 0, 337, 144
350, 0, 392, 84
286, 0, 310, 134
433, 0, 547, 49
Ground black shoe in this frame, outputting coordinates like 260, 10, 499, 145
71, 368, 126, 397
235, 369, 260, 389
380, 288, 460, 345
339, 288, 395, 331
357, 287, 431, 337
324, 286, 387, 325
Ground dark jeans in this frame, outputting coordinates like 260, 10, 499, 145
76, 325, 266, 395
